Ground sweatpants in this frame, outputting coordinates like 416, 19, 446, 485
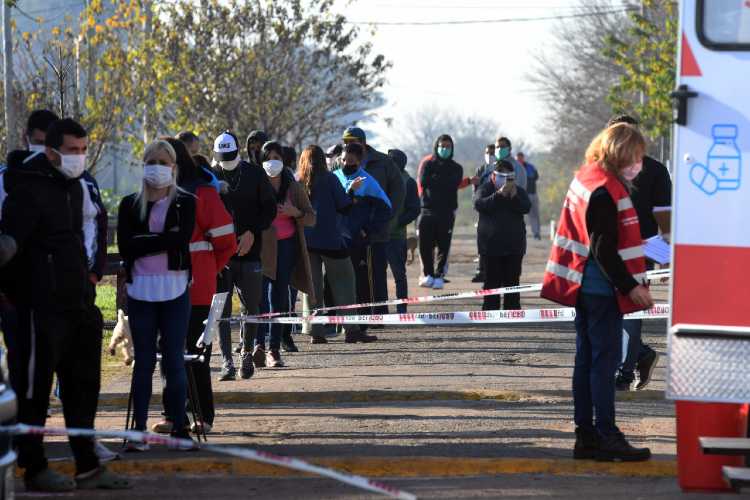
303, 251, 360, 336
418, 212, 455, 278
351, 245, 375, 318
386, 238, 408, 314
12, 297, 103, 478
482, 254, 524, 310
217, 259, 263, 368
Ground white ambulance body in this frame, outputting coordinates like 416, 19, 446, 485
668, 0, 750, 402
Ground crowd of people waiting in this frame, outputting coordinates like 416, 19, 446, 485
0, 107, 669, 490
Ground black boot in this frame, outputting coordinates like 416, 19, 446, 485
573, 426, 599, 460
345, 331, 378, 343
281, 331, 298, 352
596, 430, 651, 462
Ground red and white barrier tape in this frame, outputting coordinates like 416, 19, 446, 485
0, 424, 416, 500
236, 304, 671, 325
230, 269, 671, 321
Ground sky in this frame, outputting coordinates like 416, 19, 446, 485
338, 0, 588, 152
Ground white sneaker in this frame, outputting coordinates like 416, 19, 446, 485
432, 277, 445, 290
419, 276, 434, 288
123, 440, 150, 453
94, 441, 120, 462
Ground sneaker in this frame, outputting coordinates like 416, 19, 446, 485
596, 430, 651, 462
218, 364, 236, 381
94, 441, 120, 463
123, 440, 150, 453
169, 428, 198, 451
75, 466, 132, 490
310, 335, 328, 344
635, 350, 660, 390
573, 427, 599, 460
281, 332, 299, 352
418, 275, 434, 288
25, 468, 76, 492
267, 350, 284, 368
345, 331, 378, 343
432, 277, 445, 290
615, 374, 634, 392
240, 351, 255, 379
190, 421, 213, 435
151, 419, 173, 434
252, 346, 266, 368
471, 273, 484, 283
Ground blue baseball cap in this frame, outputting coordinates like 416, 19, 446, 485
342, 126, 366, 142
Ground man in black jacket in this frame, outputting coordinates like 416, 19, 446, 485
212, 131, 277, 380
0, 119, 129, 491
341, 127, 405, 317
417, 134, 476, 290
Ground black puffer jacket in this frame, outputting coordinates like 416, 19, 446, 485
419, 135, 464, 215
117, 190, 196, 283
0, 150, 90, 311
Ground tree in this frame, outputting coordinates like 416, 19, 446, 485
157, 0, 389, 151
604, 0, 678, 159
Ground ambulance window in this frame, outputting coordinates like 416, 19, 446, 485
698, 0, 750, 50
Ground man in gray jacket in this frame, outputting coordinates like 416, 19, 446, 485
341, 127, 405, 317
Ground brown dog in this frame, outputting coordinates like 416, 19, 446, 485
406, 236, 418, 264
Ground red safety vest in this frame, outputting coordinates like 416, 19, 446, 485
541, 162, 647, 314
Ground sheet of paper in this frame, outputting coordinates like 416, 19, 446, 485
644, 235, 671, 264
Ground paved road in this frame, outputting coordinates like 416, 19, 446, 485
33, 234, 687, 499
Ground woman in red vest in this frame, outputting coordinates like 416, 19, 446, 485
541, 123, 654, 462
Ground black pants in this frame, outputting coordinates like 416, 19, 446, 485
482, 254, 524, 311
13, 294, 103, 478
350, 245, 374, 317
369, 241, 389, 315
418, 212, 455, 278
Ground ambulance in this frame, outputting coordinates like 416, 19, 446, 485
668, 0, 750, 491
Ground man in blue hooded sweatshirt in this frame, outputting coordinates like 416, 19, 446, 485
333, 143, 392, 342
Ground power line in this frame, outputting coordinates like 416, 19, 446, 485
346, 8, 636, 26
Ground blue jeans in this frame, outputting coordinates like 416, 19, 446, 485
128, 291, 191, 431
256, 237, 297, 351
386, 239, 408, 314
573, 293, 622, 436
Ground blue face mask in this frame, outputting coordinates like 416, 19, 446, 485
436, 146, 452, 160
495, 147, 511, 161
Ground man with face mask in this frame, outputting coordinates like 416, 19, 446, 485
211, 131, 277, 381
607, 115, 671, 392
245, 130, 269, 167
494, 137, 527, 191
471, 144, 497, 283
0, 118, 130, 491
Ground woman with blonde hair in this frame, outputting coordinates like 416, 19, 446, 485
117, 139, 196, 450
541, 123, 654, 462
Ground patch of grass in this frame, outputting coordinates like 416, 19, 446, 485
96, 284, 118, 324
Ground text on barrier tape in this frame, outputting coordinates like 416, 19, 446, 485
235, 304, 671, 325
0, 424, 416, 500
232, 269, 671, 321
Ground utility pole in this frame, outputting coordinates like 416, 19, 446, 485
3, 1, 18, 152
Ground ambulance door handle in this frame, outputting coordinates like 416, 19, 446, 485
670, 84, 698, 127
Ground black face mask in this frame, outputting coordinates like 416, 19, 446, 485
343, 163, 359, 176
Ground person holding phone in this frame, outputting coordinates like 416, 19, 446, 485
473, 160, 531, 311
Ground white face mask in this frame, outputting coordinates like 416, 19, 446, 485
28, 138, 45, 154
263, 159, 284, 178
143, 164, 174, 188
622, 161, 643, 181
53, 149, 87, 179
220, 158, 240, 171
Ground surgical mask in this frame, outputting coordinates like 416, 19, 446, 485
484, 154, 494, 166
53, 149, 87, 179
622, 161, 643, 181
436, 146, 452, 160
28, 138, 45, 154
495, 147, 511, 161
143, 164, 174, 188
262, 159, 284, 178
220, 158, 240, 171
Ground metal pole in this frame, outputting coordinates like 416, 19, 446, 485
3, 1, 18, 152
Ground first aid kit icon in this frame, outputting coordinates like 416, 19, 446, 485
690, 124, 742, 196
